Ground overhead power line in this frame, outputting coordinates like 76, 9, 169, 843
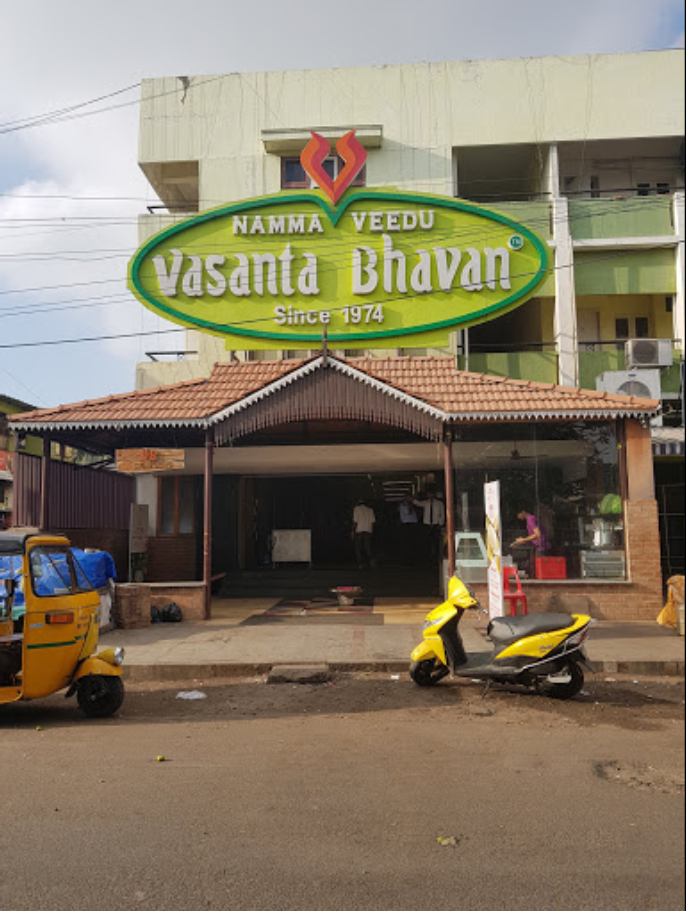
0, 83, 140, 132
0, 243, 681, 350
0, 74, 228, 137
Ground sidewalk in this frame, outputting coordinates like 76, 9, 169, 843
107, 597, 686, 683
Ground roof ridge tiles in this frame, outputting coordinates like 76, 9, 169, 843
9, 353, 660, 429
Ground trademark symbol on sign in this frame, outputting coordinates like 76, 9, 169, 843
509, 234, 525, 250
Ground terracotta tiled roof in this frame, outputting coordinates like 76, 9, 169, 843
345, 357, 660, 418
9, 355, 658, 429
10, 360, 308, 426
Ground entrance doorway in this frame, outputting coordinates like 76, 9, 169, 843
250, 474, 440, 569
222, 472, 444, 598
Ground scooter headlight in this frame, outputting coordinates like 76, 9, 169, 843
423, 618, 443, 631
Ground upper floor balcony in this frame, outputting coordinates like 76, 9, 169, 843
569, 196, 676, 242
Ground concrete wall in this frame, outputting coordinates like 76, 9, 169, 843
134, 50, 685, 389
140, 52, 685, 199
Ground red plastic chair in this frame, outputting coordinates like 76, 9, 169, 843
502, 567, 528, 616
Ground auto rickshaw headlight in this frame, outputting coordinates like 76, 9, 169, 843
113, 648, 125, 666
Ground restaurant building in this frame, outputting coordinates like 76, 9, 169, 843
9, 49, 684, 620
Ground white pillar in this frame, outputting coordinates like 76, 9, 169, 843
552, 196, 579, 387
673, 192, 685, 354
546, 143, 560, 199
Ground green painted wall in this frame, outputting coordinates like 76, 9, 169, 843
461, 351, 559, 383
578, 351, 682, 392
575, 249, 677, 296
578, 350, 625, 389
569, 197, 674, 240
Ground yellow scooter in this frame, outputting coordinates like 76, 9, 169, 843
410, 575, 593, 699
0, 530, 125, 718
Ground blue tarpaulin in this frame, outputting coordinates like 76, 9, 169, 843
0, 549, 116, 620
71, 549, 117, 590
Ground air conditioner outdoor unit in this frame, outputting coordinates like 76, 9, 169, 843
596, 369, 662, 426
625, 338, 673, 369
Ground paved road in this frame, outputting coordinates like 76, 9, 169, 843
1, 675, 684, 911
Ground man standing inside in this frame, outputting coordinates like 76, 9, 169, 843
413, 490, 446, 564
352, 499, 376, 570
398, 493, 419, 564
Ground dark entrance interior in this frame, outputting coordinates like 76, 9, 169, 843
215, 472, 443, 598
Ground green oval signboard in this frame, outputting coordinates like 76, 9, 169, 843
128, 190, 549, 350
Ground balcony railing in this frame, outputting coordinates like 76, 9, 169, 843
460, 349, 558, 384
569, 197, 674, 241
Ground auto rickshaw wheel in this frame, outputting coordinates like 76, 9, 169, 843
76, 675, 125, 718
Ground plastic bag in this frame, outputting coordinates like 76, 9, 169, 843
657, 575, 685, 629
160, 602, 183, 623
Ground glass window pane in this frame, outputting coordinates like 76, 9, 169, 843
283, 159, 306, 185
30, 547, 74, 597
450, 422, 624, 581
615, 318, 630, 339
70, 552, 93, 593
178, 478, 195, 534
160, 477, 176, 534
635, 317, 650, 338
352, 165, 367, 187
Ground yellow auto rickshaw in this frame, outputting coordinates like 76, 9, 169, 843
0, 530, 125, 718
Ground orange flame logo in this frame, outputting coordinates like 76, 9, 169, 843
300, 130, 367, 204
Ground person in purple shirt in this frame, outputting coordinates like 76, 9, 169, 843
514, 509, 549, 553
512, 508, 549, 576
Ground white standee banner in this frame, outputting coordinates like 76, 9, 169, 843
484, 481, 504, 619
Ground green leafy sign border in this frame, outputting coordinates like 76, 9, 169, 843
128, 190, 549, 343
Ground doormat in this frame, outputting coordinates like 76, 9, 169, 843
240, 596, 379, 626
270, 596, 375, 614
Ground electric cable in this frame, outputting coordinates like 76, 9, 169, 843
0, 194, 676, 297
0, 74, 228, 137
0, 241, 682, 350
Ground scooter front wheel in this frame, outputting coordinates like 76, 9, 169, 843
410, 659, 445, 687
536, 662, 585, 700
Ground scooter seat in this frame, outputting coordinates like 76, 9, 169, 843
488, 613, 574, 646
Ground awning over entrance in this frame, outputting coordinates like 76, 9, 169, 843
9, 355, 659, 452
8, 355, 663, 620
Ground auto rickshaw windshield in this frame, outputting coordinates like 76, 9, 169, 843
29, 546, 93, 599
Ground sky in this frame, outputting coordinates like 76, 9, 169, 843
0, 0, 684, 409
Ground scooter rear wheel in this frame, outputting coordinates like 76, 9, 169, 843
537, 662, 585, 700
410, 659, 442, 687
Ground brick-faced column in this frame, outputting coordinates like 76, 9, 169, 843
625, 419, 656, 501
622, 418, 662, 617
624, 500, 663, 617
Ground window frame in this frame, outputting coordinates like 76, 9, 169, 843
158, 476, 196, 537
281, 156, 367, 191
29, 546, 93, 599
